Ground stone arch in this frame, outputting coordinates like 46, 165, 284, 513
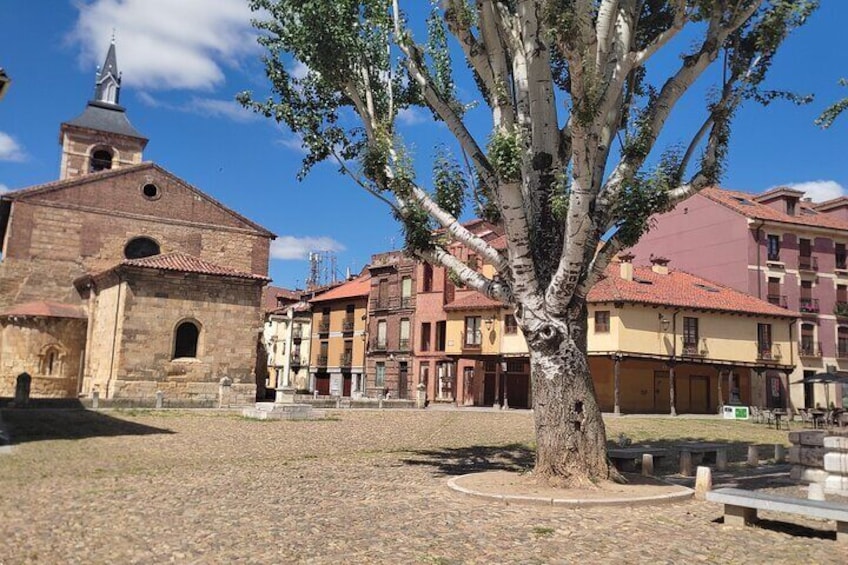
88, 144, 117, 173
38, 343, 67, 376
124, 236, 161, 259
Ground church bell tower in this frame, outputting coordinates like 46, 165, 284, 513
58, 38, 148, 180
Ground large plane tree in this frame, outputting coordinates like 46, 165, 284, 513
240, 0, 816, 486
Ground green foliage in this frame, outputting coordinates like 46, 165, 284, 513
432, 147, 466, 218
488, 130, 523, 182
816, 78, 848, 129
394, 203, 433, 254
613, 149, 683, 247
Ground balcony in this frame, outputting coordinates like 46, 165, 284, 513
339, 352, 353, 367
292, 326, 303, 340
290, 355, 302, 367
756, 343, 782, 362
767, 294, 788, 308
318, 319, 330, 334
400, 297, 413, 309
342, 317, 355, 333
799, 297, 820, 314
798, 255, 818, 272
799, 341, 822, 358
681, 338, 709, 357
837, 256, 848, 270
398, 338, 410, 351
838, 344, 848, 360
316, 354, 328, 366
836, 302, 848, 318
372, 297, 393, 311
371, 338, 387, 352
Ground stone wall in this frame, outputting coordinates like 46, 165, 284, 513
0, 317, 87, 398
0, 165, 271, 310
60, 127, 145, 180
86, 270, 263, 404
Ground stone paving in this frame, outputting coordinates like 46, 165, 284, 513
0, 408, 844, 564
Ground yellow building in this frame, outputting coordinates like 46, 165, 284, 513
308, 274, 370, 396
443, 255, 799, 414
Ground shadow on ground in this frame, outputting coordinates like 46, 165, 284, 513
1, 403, 174, 445
713, 516, 835, 542
400, 444, 534, 476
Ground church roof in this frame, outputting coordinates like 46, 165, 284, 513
63, 101, 146, 141
0, 301, 86, 319
120, 252, 270, 281
0, 162, 276, 238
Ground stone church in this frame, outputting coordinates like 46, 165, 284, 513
0, 41, 275, 404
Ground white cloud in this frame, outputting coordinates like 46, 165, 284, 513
271, 236, 346, 260
135, 92, 257, 123
784, 180, 847, 202
289, 60, 310, 80
396, 107, 427, 126
0, 132, 26, 162
0, 184, 11, 194
70, 0, 258, 91
276, 134, 308, 154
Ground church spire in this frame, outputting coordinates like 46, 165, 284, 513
94, 36, 121, 105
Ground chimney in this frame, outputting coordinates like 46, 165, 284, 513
650, 256, 670, 275
618, 252, 635, 281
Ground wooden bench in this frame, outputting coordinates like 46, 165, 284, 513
607, 447, 668, 471
707, 487, 848, 543
676, 442, 728, 476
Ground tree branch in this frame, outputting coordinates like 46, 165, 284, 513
420, 247, 513, 304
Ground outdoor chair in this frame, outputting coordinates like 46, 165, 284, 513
750, 405, 761, 423
797, 408, 813, 428
760, 409, 774, 426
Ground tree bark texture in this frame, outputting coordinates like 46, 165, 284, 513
527, 315, 612, 486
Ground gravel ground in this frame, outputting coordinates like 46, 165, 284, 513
0, 408, 844, 564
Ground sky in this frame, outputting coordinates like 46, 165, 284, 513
1, 0, 847, 289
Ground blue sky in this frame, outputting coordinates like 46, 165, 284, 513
1, 1, 846, 289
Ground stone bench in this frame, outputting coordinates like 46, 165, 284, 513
607, 447, 668, 471
706, 487, 848, 543
676, 442, 728, 476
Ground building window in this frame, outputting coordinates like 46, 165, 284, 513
767, 277, 783, 307
767, 234, 780, 261
399, 318, 410, 350
401, 276, 412, 307
376, 320, 387, 349
837, 244, 847, 270
40, 346, 63, 376
803, 370, 816, 408
420, 322, 431, 351
375, 362, 386, 387
124, 236, 160, 259
683, 317, 698, 347
758, 323, 773, 357
839, 327, 848, 358
786, 199, 796, 216
467, 253, 479, 271
594, 311, 610, 333
800, 323, 817, 357
173, 321, 200, 359
89, 148, 113, 173
422, 263, 433, 292
505, 314, 518, 335
464, 316, 482, 347
435, 321, 446, 351
142, 183, 160, 200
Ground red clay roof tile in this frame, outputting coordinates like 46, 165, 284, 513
701, 187, 848, 232
444, 291, 507, 311
121, 252, 269, 281
309, 274, 371, 303
0, 301, 86, 319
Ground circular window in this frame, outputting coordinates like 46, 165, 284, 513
124, 237, 161, 259
142, 183, 160, 200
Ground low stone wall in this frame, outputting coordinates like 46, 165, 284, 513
292, 395, 416, 409
789, 429, 848, 495
0, 375, 78, 399
111, 380, 256, 407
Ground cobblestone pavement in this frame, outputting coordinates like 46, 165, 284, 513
0, 409, 844, 564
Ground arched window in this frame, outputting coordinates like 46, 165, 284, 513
124, 237, 160, 259
173, 321, 200, 359
89, 148, 113, 173
40, 345, 63, 376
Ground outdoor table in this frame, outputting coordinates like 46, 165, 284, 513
810, 409, 826, 429
771, 409, 789, 430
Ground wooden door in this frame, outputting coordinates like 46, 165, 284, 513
342, 373, 352, 396
690, 376, 710, 413
398, 362, 408, 399
654, 371, 670, 413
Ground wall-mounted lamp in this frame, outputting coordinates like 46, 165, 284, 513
658, 313, 671, 331
484, 317, 494, 331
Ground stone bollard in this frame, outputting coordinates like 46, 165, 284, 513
774, 444, 786, 464
378, 398, 384, 409
218, 377, 232, 409
416, 383, 426, 409
155, 390, 164, 409
641, 453, 654, 477
92, 390, 100, 410
808, 482, 825, 501
695, 466, 712, 500
680, 451, 693, 476
14, 372, 31, 407
335, 397, 341, 409
747, 445, 759, 467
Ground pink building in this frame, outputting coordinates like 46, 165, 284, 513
631, 186, 848, 409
